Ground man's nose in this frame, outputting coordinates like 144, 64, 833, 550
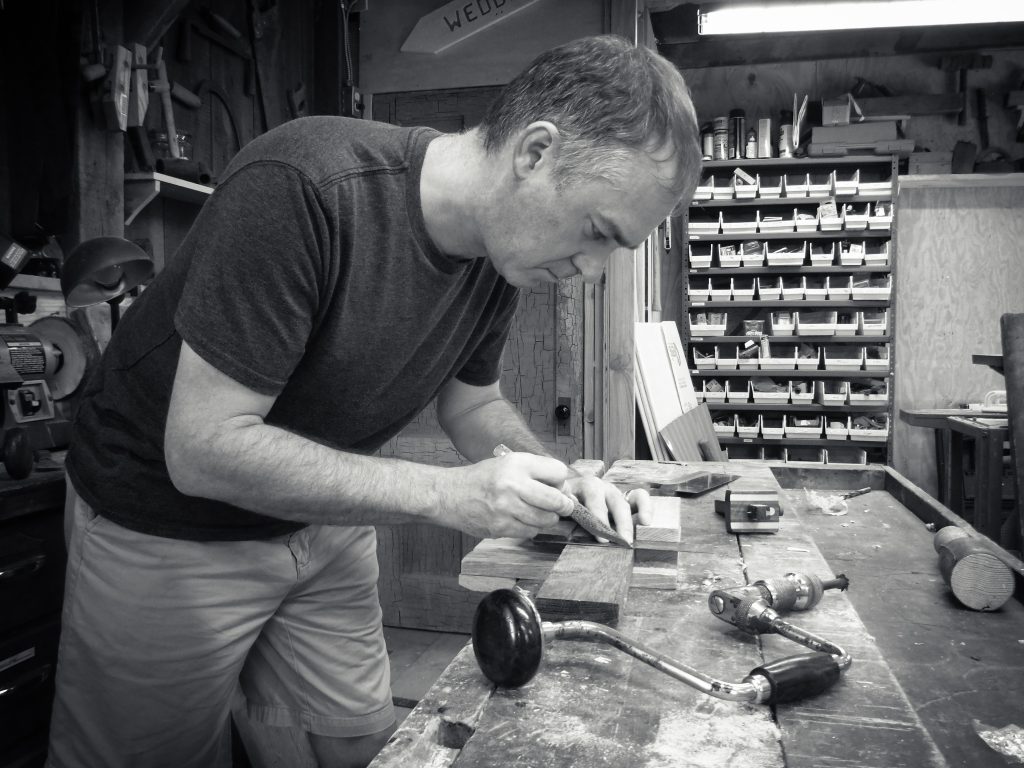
575, 246, 627, 284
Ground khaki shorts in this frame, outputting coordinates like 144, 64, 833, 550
46, 486, 394, 768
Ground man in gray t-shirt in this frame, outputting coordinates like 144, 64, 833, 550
48, 35, 701, 768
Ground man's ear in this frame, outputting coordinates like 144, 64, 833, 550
512, 121, 561, 180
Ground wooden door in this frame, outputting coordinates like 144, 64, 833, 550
372, 87, 584, 631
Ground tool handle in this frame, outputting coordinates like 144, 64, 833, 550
749, 652, 841, 704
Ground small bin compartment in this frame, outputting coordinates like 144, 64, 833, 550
740, 240, 765, 267
758, 210, 795, 234
797, 310, 836, 335
825, 416, 851, 440
843, 203, 870, 230
834, 310, 858, 336
784, 172, 809, 197
848, 378, 888, 403
770, 311, 796, 336
736, 414, 760, 438
768, 242, 807, 267
781, 275, 805, 300
849, 413, 889, 441
722, 210, 758, 235
809, 242, 835, 266
694, 174, 715, 201
790, 380, 814, 404
716, 346, 739, 370
693, 347, 717, 370
701, 378, 727, 402
760, 341, 797, 370
689, 311, 727, 336
758, 276, 784, 300
851, 275, 892, 301
808, 171, 831, 197
732, 278, 756, 301
709, 276, 732, 301
785, 446, 826, 464
689, 210, 722, 236
858, 309, 888, 335
689, 243, 714, 269
786, 415, 824, 438
794, 210, 819, 233
757, 173, 783, 198
713, 413, 737, 436
717, 243, 742, 268
863, 241, 889, 266
863, 344, 890, 372
819, 203, 844, 231
803, 276, 828, 301
796, 344, 821, 370
750, 376, 791, 402
839, 240, 865, 266
816, 379, 850, 406
827, 446, 868, 464
737, 341, 761, 370
723, 380, 744, 403
688, 277, 712, 302
761, 414, 785, 438
868, 200, 893, 229
827, 276, 853, 301
822, 344, 863, 371
712, 175, 736, 200
832, 168, 860, 196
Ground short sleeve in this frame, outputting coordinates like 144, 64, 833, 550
455, 284, 519, 386
174, 162, 329, 395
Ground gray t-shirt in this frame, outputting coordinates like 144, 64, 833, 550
66, 116, 519, 540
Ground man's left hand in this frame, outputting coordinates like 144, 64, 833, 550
562, 474, 652, 545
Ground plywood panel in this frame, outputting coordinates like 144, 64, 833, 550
893, 185, 1024, 496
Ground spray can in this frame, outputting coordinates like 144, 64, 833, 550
712, 116, 729, 161
728, 109, 745, 161
700, 123, 714, 160
779, 109, 794, 158
745, 128, 757, 159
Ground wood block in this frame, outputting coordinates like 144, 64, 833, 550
535, 545, 633, 625
460, 537, 560, 583
630, 563, 676, 590
659, 403, 726, 462
635, 496, 681, 565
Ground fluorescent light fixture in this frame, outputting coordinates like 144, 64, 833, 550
698, 0, 1024, 35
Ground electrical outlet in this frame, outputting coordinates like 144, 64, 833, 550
342, 85, 364, 118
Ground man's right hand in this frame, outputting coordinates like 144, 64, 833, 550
438, 450, 574, 539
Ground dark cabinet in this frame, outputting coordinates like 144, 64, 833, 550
0, 472, 66, 768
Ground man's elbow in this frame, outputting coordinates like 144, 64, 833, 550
164, 429, 208, 497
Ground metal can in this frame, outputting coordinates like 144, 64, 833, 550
700, 123, 714, 160
712, 116, 729, 161
729, 109, 745, 161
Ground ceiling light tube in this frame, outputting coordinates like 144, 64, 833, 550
698, 0, 1024, 35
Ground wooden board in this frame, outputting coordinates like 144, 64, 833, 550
535, 545, 634, 625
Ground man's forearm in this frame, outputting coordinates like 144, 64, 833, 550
168, 417, 446, 527
441, 397, 551, 463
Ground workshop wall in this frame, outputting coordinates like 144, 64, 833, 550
680, 50, 1024, 167
358, 0, 606, 101
894, 181, 1024, 496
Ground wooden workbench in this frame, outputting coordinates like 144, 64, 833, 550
370, 460, 1024, 768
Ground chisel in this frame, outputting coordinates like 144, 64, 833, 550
493, 444, 633, 548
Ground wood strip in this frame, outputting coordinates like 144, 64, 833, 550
535, 545, 633, 625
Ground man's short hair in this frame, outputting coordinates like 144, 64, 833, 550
479, 35, 701, 204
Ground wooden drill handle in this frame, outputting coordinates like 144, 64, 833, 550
934, 527, 1013, 611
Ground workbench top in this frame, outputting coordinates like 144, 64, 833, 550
371, 460, 1024, 768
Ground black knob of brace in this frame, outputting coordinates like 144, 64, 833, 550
472, 588, 545, 688
554, 403, 570, 422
